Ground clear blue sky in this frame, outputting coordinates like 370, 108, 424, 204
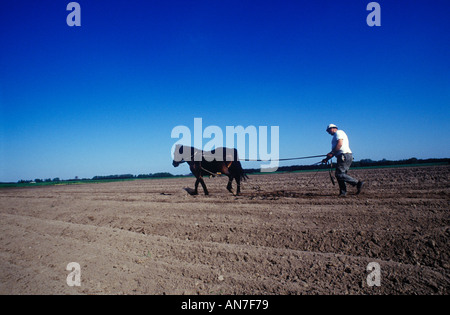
1, 0, 449, 182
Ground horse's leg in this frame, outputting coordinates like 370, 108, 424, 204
222, 166, 234, 194
193, 177, 200, 195
198, 176, 209, 195
189, 164, 200, 195
235, 173, 241, 195
226, 175, 233, 193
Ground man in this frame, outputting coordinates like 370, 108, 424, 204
322, 124, 364, 197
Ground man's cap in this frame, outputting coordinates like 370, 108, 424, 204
326, 124, 338, 131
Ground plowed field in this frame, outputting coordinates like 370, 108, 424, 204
0, 165, 449, 294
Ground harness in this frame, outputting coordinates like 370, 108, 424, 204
200, 161, 234, 177
190, 151, 234, 177
182, 148, 332, 183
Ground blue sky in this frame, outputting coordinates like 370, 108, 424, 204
1, 0, 449, 182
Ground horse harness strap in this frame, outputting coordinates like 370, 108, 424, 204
195, 151, 233, 177
200, 165, 220, 177
199, 161, 233, 178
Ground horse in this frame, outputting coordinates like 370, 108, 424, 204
172, 144, 248, 195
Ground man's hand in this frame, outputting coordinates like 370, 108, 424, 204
322, 153, 334, 164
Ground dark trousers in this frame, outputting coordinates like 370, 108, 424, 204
335, 153, 358, 195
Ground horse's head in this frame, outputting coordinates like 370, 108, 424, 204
172, 144, 200, 167
172, 144, 185, 167
172, 159, 182, 167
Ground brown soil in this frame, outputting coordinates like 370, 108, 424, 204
0, 165, 449, 295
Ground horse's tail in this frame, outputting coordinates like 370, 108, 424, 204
223, 147, 248, 181
233, 149, 248, 181
236, 161, 249, 181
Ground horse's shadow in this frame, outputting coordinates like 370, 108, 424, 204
184, 187, 240, 196
184, 187, 198, 196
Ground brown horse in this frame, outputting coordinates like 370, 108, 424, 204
172, 145, 248, 195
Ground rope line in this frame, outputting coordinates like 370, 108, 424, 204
239, 154, 327, 162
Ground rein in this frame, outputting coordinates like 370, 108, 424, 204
240, 154, 327, 162
307, 161, 335, 186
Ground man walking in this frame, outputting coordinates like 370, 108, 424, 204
322, 124, 364, 197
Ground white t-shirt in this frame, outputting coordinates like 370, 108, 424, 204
332, 130, 352, 155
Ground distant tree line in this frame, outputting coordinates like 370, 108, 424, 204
16, 173, 176, 184
92, 173, 174, 180
243, 157, 450, 174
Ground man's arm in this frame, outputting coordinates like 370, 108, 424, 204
322, 139, 343, 163
332, 139, 343, 154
